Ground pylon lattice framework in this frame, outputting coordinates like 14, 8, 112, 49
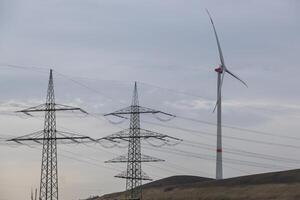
101, 82, 181, 200
8, 69, 93, 200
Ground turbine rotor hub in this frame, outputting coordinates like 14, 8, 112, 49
215, 66, 223, 73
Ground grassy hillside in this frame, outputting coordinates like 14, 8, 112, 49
91, 169, 300, 200
142, 175, 213, 189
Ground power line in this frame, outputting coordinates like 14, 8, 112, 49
20, 95, 300, 172
1, 67, 298, 142
181, 140, 300, 165
49, 71, 294, 142
138, 81, 210, 100
1, 66, 300, 181
0, 63, 50, 73
138, 81, 300, 116
177, 115, 300, 141
83, 143, 200, 179
144, 145, 287, 170
138, 118, 300, 150
2, 95, 299, 175
53, 70, 127, 106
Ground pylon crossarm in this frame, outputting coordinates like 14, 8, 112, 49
16, 103, 46, 114
55, 104, 88, 114
8, 136, 91, 143
16, 103, 88, 114
103, 106, 132, 116
57, 130, 91, 138
115, 171, 152, 181
7, 130, 44, 141
6, 130, 94, 145
139, 128, 182, 142
98, 128, 182, 144
110, 113, 128, 119
96, 139, 124, 148
98, 129, 130, 143
105, 154, 164, 163
99, 137, 125, 143
104, 106, 174, 117
57, 130, 95, 144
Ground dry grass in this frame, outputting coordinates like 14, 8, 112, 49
94, 169, 300, 200
99, 183, 300, 200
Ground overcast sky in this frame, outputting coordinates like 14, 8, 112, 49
0, 0, 299, 200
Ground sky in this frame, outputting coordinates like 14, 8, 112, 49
0, 0, 300, 199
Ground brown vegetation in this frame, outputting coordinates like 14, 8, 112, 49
92, 169, 300, 200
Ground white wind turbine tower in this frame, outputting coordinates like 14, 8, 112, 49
206, 9, 248, 180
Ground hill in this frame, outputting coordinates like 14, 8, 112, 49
142, 175, 213, 189
92, 169, 300, 200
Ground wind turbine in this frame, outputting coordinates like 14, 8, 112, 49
206, 9, 247, 180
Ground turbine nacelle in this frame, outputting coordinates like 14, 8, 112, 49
214, 65, 224, 73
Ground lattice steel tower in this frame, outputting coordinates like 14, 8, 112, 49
40, 68, 59, 200
8, 69, 92, 200
101, 82, 181, 200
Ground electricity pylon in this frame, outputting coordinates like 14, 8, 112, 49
8, 69, 93, 200
101, 82, 181, 200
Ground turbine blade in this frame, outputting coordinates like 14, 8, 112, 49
225, 69, 248, 87
213, 100, 218, 113
220, 70, 225, 91
206, 9, 225, 67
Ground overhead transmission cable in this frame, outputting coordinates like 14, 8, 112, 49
0, 67, 298, 142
